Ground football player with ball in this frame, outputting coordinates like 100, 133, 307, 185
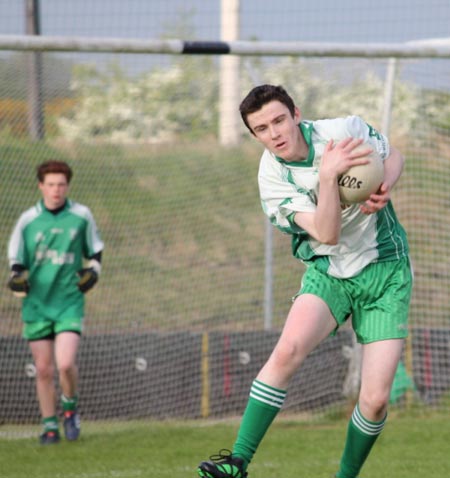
197, 84, 412, 478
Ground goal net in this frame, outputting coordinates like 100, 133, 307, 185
1, 37, 449, 434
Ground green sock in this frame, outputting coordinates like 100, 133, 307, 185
336, 404, 386, 478
61, 394, 78, 412
42, 415, 59, 432
232, 380, 286, 469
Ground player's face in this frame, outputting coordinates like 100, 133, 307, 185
247, 100, 303, 162
39, 173, 69, 210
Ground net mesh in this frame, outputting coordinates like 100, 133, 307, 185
0, 2, 450, 435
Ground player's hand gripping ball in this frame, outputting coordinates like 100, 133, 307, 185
338, 144, 384, 204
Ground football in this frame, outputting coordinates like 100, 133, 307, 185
338, 145, 384, 204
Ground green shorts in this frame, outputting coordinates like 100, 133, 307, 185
22, 297, 84, 341
297, 257, 413, 344
23, 316, 83, 341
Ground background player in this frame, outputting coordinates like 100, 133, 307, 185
7, 160, 104, 444
197, 84, 412, 478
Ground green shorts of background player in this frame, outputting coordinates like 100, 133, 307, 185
197, 84, 412, 478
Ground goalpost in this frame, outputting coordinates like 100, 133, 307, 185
0, 33, 450, 432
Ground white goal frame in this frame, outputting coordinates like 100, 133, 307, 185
0, 34, 450, 58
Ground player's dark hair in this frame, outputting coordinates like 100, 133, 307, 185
37, 160, 73, 183
239, 84, 296, 134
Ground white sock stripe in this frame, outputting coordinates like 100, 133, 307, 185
249, 389, 285, 406
352, 415, 383, 435
352, 407, 386, 436
353, 408, 384, 431
253, 380, 287, 398
354, 406, 386, 431
353, 404, 384, 428
249, 380, 287, 409
249, 391, 284, 409
352, 409, 386, 432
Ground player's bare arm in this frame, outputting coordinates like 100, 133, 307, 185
294, 138, 371, 244
360, 146, 405, 215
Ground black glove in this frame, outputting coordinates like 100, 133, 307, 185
77, 267, 98, 293
8, 270, 30, 297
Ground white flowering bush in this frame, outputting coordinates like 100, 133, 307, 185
57, 55, 447, 144
258, 57, 422, 137
423, 89, 450, 134
58, 58, 218, 143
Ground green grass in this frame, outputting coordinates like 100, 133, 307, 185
1, 414, 449, 477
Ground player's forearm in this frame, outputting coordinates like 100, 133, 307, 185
294, 177, 342, 245
314, 177, 342, 244
383, 147, 404, 190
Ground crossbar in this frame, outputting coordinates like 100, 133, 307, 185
1, 34, 450, 58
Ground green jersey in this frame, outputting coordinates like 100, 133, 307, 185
258, 115, 409, 279
8, 199, 104, 322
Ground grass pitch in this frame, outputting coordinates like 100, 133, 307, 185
0, 413, 449, 478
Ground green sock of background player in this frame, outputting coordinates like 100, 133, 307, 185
42, 415, 59, 433
61, 394, 78, 413
336, 403, 386, 478
231, 380, 287, 470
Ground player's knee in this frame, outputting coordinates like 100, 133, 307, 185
58, 361, 75, 377
270, 340, 304, 370
35, 362, 55, 382
359, 389, 389, 416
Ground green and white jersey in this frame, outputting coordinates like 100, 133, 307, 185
258, 115, 409, 279
8, 199, 104, 321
